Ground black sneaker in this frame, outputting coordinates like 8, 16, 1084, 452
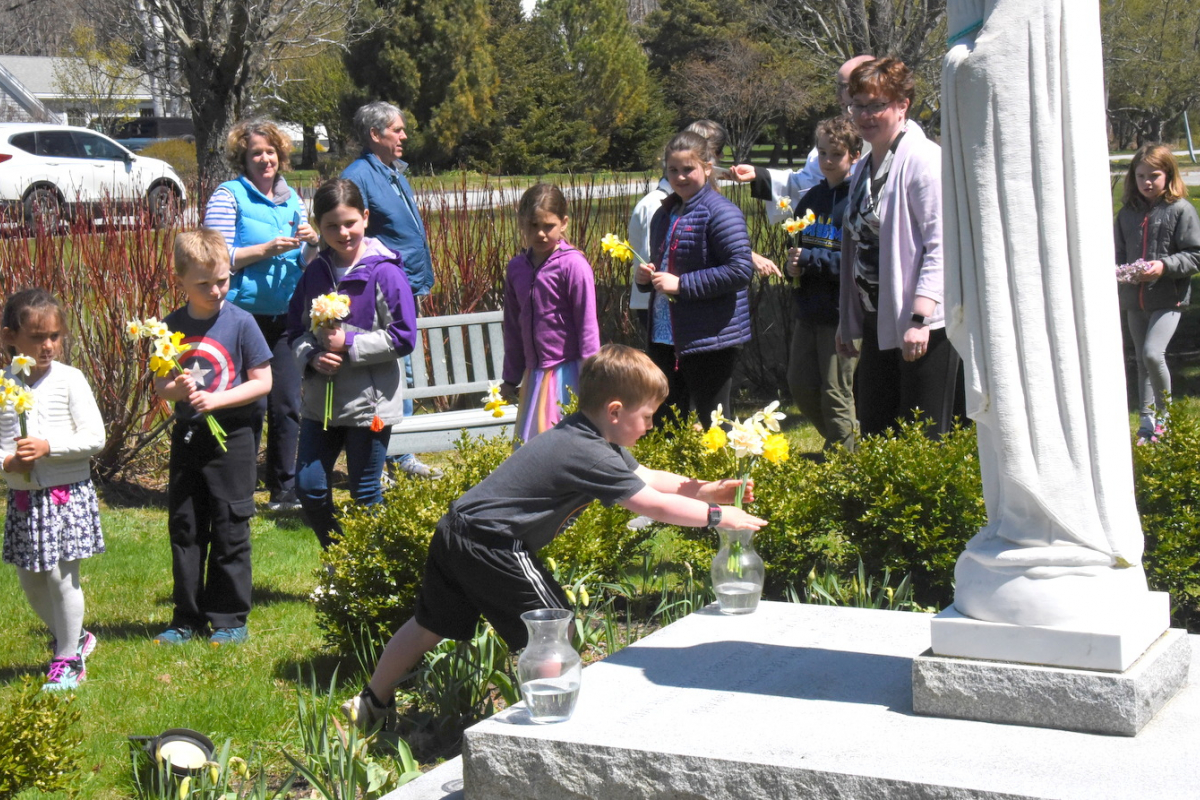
266, 488, 302, 512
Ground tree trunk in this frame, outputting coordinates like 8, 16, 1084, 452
301, 124, 318, 169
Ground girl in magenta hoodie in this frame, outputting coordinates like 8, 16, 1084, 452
501, 184, 601, 445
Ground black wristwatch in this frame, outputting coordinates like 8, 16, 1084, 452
910, 312, 928, 326
707, 503, 723, 528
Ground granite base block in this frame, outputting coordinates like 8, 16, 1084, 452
457, 602, 1200, 800
912, 628, 1190, 736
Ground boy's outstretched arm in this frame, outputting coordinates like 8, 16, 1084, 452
621, 468, 765, 531
633, 466, 755, 505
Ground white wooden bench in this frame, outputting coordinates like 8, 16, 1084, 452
387, 310, 518, 454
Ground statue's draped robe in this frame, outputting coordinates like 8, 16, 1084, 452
942, 0, 1148, 626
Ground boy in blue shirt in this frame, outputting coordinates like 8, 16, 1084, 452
152, 229, 273, 646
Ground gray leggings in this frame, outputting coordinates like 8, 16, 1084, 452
1126, 307, 1181, 426
17, 560, 84, 660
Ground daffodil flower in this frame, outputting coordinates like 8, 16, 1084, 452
701, 426, 727, 453
482, 380, 506, 418
752, 400, 786, 433
728, 424, 764, 459
11, 354, 35, 377
776, 197, 793, 212
600, 232, 646, 265
762, 433, 789, 464
126, 320, 145, 339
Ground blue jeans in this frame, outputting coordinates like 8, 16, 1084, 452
296, 419, 391, 549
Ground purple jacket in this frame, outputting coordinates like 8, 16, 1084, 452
639, 183, 753, 354
287, 238, 417, 426
839, 121, 943, 350
502, 240, 600, 384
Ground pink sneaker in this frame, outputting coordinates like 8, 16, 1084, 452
42, 657, 85, 691
49, 630, 96, 659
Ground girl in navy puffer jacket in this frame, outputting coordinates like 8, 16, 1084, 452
635, 131, 754, 428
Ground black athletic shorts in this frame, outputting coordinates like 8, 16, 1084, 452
414, 513, 570, 650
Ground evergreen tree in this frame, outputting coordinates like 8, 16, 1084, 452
345, 0, 498, 165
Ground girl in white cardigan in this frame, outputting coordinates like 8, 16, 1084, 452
1, 289, 105, 691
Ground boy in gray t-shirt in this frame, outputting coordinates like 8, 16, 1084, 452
343, 344, 767, 730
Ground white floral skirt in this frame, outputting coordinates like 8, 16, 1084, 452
3, 479, 104, 572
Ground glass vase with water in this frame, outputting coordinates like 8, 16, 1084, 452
711, 527, 765, 614
517, 608, 582, 723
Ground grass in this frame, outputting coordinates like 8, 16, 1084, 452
0, 495, 354, 799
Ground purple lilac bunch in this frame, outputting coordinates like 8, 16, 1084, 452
1116, 258, 1152, 284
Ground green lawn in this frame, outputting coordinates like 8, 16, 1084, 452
0, 499, 352, 799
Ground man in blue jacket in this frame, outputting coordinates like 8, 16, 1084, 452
342, 101, 441, 479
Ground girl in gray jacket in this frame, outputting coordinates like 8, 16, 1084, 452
1114, 143, 1200, 443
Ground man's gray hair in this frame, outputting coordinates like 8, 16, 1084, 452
354, 101, 404, 148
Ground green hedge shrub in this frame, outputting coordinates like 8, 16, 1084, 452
0, 677, 83, 797
1133, 402, 1200, 630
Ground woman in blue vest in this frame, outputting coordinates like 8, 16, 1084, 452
204, 119, 319, 511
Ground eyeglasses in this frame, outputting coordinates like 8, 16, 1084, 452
848, 101, 891, 116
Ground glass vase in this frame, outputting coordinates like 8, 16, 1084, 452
711, 527, 765, 615
516, 608, 582, 724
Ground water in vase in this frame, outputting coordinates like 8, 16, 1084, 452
715, 580, 762, 614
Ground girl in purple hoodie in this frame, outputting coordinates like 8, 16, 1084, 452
501, 184, 601, 445
287, 179, 416, 548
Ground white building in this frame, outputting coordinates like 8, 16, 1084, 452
0, 54, 155, 127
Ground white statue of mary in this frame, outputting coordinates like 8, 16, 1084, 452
941, 0, 1158, 629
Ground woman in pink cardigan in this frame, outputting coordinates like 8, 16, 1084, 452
836, 57, 961, 439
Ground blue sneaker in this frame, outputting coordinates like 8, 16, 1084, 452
42, 657, 85, 691
209, 626, 249, 647
153, 626, 196, 645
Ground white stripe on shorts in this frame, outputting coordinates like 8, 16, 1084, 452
514, 544, 559, 609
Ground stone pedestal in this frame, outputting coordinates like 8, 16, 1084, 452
443, 602, 1200, 800
929, 593, 1171, 672
913, 627, 1190, 736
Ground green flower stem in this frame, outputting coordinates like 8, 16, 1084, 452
324, 380, 334, 431
168, 357, 227, 452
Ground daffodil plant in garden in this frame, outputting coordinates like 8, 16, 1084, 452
702, 402, 789, 575
127, 317, 228, 450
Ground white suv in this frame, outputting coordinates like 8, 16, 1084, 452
0, 123, 188, 229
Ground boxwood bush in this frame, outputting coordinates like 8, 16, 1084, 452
316, 404, 1200, 652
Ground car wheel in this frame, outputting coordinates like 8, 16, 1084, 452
22, 186, 62, 233
148, 184, 181, 228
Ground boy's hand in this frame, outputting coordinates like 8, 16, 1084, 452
1140, 260, 1165, 281
188, 389, 221, 415
313, 352, 344, 376
708, 478, 754, 505
14, 436, 50, 464
499, 381, 519, 403
717, 505, 767, 532
786, 248, 805, 278
316, 325, 348, 352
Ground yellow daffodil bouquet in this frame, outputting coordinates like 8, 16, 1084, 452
127, 317, 228, 451
482, 380, 506, 418
702, 401, 789, 574
781, 208, 817, 286
309, 293, 351, 430
1, 356, 36, 436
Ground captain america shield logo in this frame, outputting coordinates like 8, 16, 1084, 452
179, 336, 235, 393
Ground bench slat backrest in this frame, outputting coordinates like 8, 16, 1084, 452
407, 310, 506, 400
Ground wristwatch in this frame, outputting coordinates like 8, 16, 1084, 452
707, 503, 723, 528
910, 312, 928, 326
